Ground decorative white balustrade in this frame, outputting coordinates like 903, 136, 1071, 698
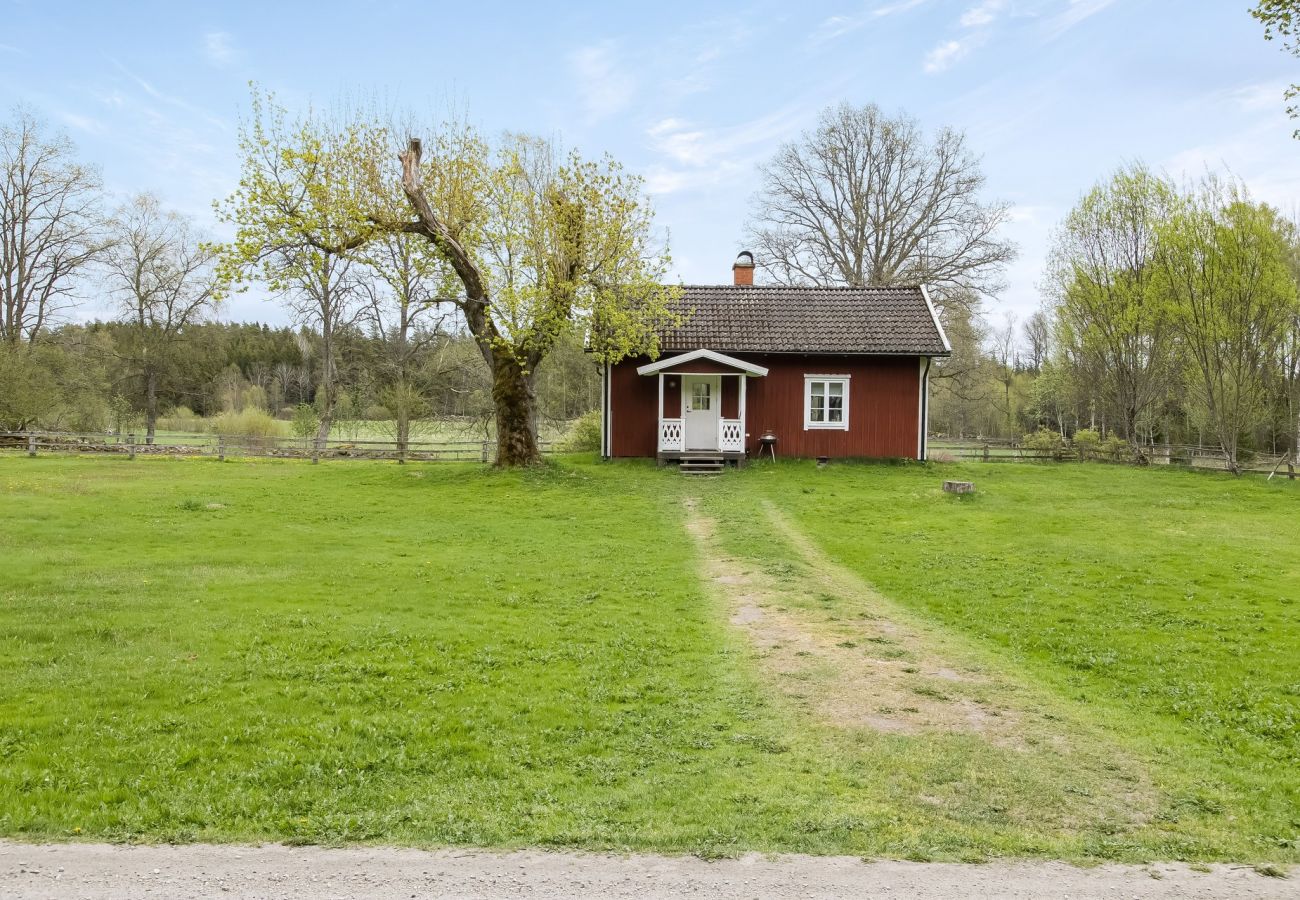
720, 419, 744, 452
659, 418, 684, 452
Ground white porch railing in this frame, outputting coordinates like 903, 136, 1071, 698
659, 418, 684, 452
720, 419, 744, 452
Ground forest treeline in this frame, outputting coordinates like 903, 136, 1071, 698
930, 165, 1300, 472
3, 99, 1298, 471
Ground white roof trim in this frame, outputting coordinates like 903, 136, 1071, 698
919, 284, 952, 354
636, 348, 769, 377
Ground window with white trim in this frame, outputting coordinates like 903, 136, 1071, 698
804, 375, 850, 430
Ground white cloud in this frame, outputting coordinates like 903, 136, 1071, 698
644, 103, 816, 195
924, 39, 974, 74
960, 0, 1004, 28
808, 0, 929, 44
569, 42, 635, 121
57, 112, 107, 135
1041, 0, 1118, 41
203, 31, 237, 67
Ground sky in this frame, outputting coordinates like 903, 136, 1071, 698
2, 0, 1297, 328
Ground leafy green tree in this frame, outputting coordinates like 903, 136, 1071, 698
1155, 177, 1300, 473
390, 131, 679, 465
217, 91, 378, 450
1046, 164, 1177, 444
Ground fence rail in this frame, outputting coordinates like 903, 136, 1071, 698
0, 431, 556, 464
929, 438, 1297, 475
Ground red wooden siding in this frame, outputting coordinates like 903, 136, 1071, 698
610, 353, 922, 459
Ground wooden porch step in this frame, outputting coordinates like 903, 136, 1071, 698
679, 457, 726, 476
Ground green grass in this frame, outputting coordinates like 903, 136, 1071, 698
0, 454, 1297, 863
701, 460, 1300, 862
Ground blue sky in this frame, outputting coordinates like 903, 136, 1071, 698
2, 1, 1296, 327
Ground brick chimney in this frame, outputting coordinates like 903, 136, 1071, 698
732, 250, 754, 286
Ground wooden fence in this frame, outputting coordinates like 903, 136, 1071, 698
929, 438, 1297, 476
0, 431, 557, 464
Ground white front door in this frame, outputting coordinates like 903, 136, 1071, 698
682, 375, 720, 450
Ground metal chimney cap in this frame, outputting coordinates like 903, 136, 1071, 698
733, 250, 754, 268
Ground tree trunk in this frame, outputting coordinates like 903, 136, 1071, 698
396, 406, 410, 459
145, 369, 158, 445
493, 354, 540, 467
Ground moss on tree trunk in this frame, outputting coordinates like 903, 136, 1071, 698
493, 355, 540, 467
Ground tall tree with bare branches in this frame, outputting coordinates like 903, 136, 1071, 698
0, 107, 104, 344
103, 194, 218, 443
744, 102, 1015, 316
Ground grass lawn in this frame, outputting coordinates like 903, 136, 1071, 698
0, 454, 1296, 863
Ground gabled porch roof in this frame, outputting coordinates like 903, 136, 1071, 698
635, 348, 769, 378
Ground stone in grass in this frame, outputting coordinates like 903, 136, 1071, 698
943, 480, 975, 494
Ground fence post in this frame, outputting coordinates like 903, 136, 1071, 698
982, 443, 990, 462
217, 437, 225, 462
311, 445, 319, 465
27, 432, 36, 457
127, 433, 136, 461
481, 441, 490, 464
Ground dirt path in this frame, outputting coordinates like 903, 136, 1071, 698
681, 497, 1157, 835
2, 842, 1292, 899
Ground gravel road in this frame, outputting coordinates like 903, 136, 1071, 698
1, 843, 1293, 899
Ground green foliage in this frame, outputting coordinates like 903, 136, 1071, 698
1252, 1, 1300, 131
1071, 428, 1101, 459
289, 402, 320, 440
558, 408, 602, 452
1020, 427, 1066, 459
209, 408, 285, 439
1099, 434, 1130, 462
157, 406, 202, 433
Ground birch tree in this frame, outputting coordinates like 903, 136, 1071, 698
0, 107, 104, 344
1155, 178, 1300, 473
1047, 164, 1177, 444
103, 194, 218, 443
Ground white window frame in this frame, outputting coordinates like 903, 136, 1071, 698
804, 374, 850, 431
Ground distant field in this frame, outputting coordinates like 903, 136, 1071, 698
0, 456, 1296, 863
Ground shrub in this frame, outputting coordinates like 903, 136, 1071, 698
1021, 428, 1066, 460
209, 408, 285, 440
1100, 435, 1130, 462
157, 406, 203, 433
558, 409, 601, 453
290, 403, 320, 440
1072, 428, 1101, 460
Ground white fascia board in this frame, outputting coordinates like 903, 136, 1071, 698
919, 284, 952, 354
636, 348, 768, 377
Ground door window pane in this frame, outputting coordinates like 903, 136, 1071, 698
692, 382, 711, 411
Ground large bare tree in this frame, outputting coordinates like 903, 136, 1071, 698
745, 102, 1015, 315
103, 194, 218, 443
0, 107, 104, 344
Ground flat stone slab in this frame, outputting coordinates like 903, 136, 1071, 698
943, 480, 975, 494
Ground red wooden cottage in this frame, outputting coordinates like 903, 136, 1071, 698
599, 251, 951, 466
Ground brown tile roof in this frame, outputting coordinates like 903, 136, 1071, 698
659, 285, 950, 356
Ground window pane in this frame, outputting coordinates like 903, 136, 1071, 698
828, 382, 843, 398
809, 381, 824, 422
828, 392, 843, 421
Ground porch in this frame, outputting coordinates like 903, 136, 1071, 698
635, 349, 768, 466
